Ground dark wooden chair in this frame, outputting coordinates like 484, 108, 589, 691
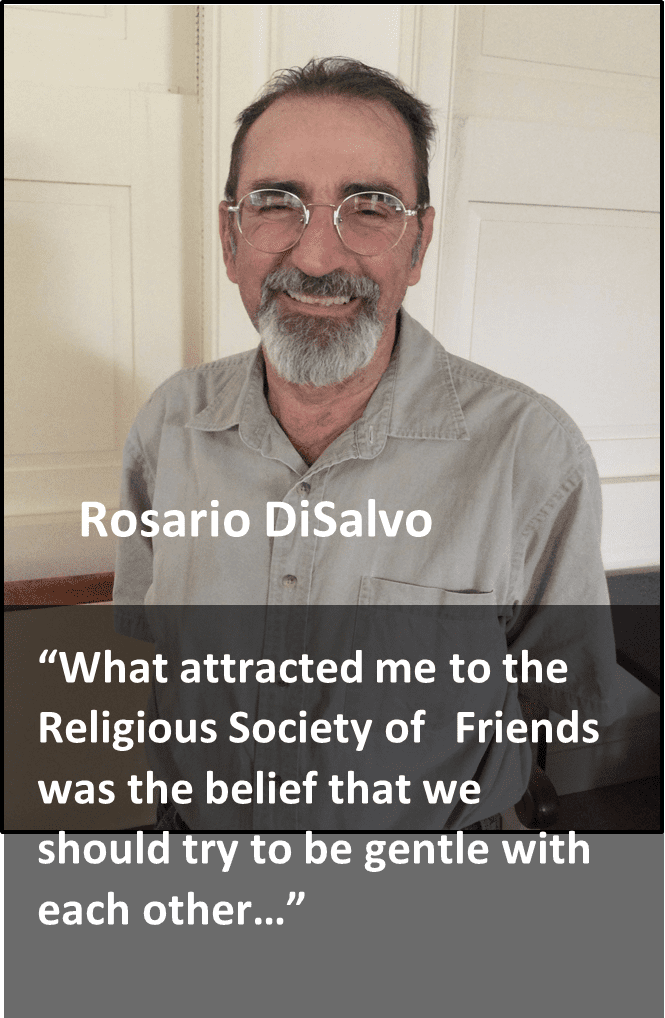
516, 570, 660, 829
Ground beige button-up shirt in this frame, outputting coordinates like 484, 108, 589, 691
113, 310, 622, 829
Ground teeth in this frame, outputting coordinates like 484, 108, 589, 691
286, 291, 351, 306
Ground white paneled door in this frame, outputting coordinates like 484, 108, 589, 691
5, 5, 202, 580
434, 5, 660, 569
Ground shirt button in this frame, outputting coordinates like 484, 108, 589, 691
296, 481, 311, 496
282, 574, 298, 589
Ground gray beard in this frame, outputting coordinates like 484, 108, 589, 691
257, 268, 383, 387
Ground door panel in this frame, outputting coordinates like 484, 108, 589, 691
4, 5, 201, 580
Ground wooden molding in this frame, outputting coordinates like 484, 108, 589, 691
4, 572, 114, 607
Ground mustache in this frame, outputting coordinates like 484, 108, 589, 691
260, 267, 380, 304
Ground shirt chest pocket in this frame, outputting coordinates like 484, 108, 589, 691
348, 577, 507, 728
358, 576, 497, 608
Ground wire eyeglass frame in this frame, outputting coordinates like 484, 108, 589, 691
227, 189, 425, 256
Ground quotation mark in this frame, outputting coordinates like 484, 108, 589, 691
40, 650, 59, 663
254, 892, 305, 925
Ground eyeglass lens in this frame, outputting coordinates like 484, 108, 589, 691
237, 190, 408, 255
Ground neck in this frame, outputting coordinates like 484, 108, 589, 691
264, 317, 397, 465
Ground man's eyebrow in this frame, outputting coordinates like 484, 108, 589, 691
244, 179, 410, 203
246, 180, 305, 196
341, 182, 408, 203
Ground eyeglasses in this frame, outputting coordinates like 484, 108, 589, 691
227, 189, 423, 257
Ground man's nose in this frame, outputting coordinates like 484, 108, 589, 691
287, 205, 353, 277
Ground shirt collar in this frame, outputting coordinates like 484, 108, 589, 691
185, 347, 266, 435
185, 308, 469, 457
369, 308, 469, 444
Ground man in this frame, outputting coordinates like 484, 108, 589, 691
114, 58, 623, 831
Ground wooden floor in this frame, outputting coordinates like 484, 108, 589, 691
554, 774, 660, 831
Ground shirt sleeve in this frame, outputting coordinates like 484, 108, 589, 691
112, 426, 156, 641
507, 445, 626, 726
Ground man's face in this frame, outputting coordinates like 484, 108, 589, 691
220, 94, 435, 384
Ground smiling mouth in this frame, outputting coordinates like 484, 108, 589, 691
286, 290, 352, 307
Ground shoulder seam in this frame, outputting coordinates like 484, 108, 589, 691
508, 460, 587, 602
447, 356, 587, 454
125, 427, 156, 488
144, 349, 257, 406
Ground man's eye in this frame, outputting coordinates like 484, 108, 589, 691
352, 205, 391, 219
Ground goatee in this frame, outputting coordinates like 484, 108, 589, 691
257, 267, 383, 387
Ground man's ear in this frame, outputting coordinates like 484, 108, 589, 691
219, 201, 238, 283
407, 205, 435, 286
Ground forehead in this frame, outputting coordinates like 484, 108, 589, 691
238, 94, 417, 198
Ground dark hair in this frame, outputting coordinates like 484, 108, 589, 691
224, 57, 436, 208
